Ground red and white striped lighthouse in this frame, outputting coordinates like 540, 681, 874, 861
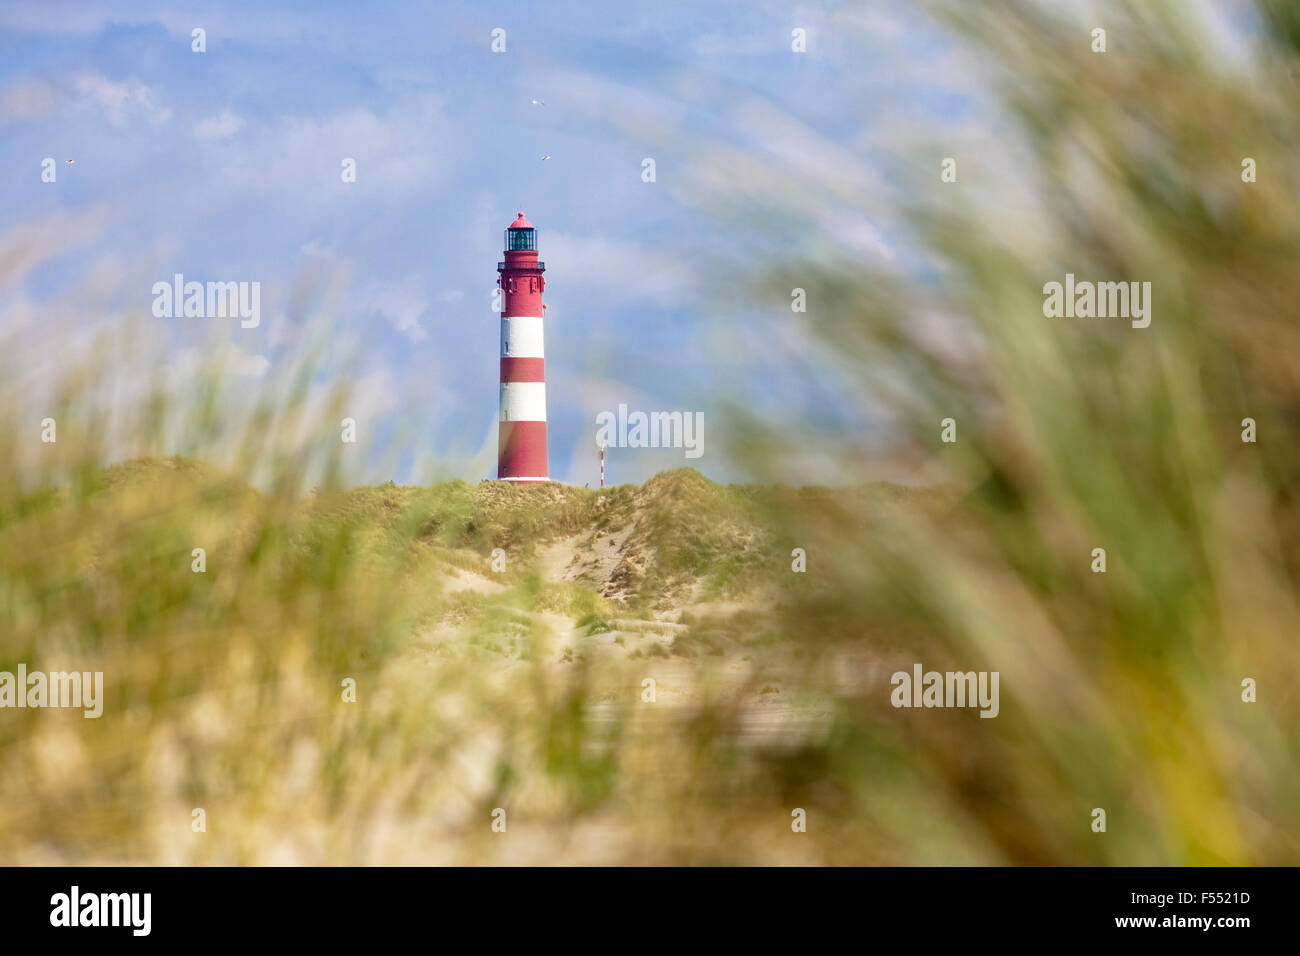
496, 212, 548, 482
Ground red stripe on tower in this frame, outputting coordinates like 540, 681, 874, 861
497, 212, 549, 483
500, 356, 545, 382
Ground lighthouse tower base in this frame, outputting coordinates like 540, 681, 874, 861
498, 422, 549, 484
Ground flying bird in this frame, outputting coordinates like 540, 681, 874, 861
530, 99, 546, 107
541, 154, 551, 161
65, 159, 74, 164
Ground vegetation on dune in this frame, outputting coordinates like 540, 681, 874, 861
0, 433, 938, 863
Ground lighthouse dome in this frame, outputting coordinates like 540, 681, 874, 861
505, 212, 538, 252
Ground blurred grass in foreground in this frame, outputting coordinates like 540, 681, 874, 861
733, 0, 1300, 864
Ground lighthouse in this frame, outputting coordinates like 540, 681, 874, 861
496, 212, 549, 482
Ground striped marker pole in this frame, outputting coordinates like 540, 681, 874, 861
497, 212, 548, 483
599, 443, 605, 488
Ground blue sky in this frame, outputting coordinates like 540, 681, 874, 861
0, 0, 994, 487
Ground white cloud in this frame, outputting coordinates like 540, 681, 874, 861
542, 68, 688, 141
194, 109, 244, 141
208, 98, 450, 197
276, 105, 439, 188
543, 232, 697, 305
0, 73, 170, 127
348, 365, 402, 421
359, 281, 427, 343
299, 240, 336, 259
0, 3, 314, 46
73, 74, 171, 126
693, 32, 777, 58
823, 4, 907, 42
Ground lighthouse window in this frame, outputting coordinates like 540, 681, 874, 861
505, 228, 537, 251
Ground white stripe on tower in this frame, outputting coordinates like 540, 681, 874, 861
499, 381, 547, 421
501, 315, 544, 358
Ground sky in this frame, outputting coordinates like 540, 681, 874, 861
0, 0, 996, 487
